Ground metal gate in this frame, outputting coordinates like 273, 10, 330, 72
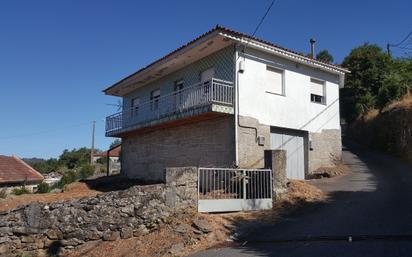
198, 168, 273, 213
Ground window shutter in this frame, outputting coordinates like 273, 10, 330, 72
310, 78, 324, 96
266, 66, 283, 95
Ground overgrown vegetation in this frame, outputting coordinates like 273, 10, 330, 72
36, 182, 51, 194
12, 187, 30, 196
0, 189, 7, 199
341, 43, 412, 122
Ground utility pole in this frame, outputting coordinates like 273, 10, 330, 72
387, 43, 391, 58
90, 120, 95, 165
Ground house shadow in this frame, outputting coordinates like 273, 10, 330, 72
198, 140, 412, 257
46, 241, 63, 256
83, 174, 162, 192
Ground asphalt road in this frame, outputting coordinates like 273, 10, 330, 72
191, 142, 412, 257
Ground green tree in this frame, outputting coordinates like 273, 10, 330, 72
110, 139, 121, 149
316, 50, 334, 64
59, 148, 91, 169
341, 43, 391, 121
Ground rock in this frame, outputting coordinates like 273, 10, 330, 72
61, 238, 83, 246
192, 218, 213, 233
24, 202, 42, 228
174, 224, 189, 234
0, 227, 11, 234
192, 229, 203, 235
21, 236, 35, 243
102, 230, 120, 241
133, 225, 149, 237
46, 229, 63, 240
86, 229, 102, 240
0, 237, 8, 244
120, 227, 133, 239
35, 239, 45, 249
168, 242, 184, 255
120, 206, 135, 216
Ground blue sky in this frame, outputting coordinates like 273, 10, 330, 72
0, 0, 411, 158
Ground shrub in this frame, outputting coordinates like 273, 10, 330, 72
79, 164, 94, 180
100, 166, 107, 174
0, 188, 7, 199
12, 187, 30, 195
56, 170, 78, 189
36, 182, 50, 194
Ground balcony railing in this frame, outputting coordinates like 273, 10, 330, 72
106, 78, 234, 134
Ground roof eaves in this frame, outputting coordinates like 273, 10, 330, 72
103, 26, 223, 95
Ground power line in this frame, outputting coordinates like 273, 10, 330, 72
388, 30, 412, 56
252, 0, 277, 37
390, 31, 412, 47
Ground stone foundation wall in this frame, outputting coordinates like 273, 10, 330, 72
308, 129, 342, 172
122, 116, 235, 181
237, 116, 270, 168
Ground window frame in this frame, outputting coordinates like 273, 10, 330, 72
265, 65, 285, 96
131, 97, 140, 116
150, 89, 161, 111
309, 78, 326, 105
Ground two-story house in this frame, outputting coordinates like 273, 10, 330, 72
103, 26, 348, 182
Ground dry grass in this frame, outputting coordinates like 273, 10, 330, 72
310, 161, 350, 179
383, 93, 412, 112
0, 182, 101, 212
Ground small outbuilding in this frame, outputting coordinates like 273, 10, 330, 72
0, 155, 44, 193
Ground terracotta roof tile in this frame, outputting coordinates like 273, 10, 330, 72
0, 155, 44, 184
95, 145, 121, 158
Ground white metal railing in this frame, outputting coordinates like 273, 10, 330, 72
106, 78, 234, 134
198, 168, 273, 212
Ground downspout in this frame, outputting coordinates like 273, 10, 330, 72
234, 45, 239, 167
235, 44, 259, 168
237, 45, 258, 141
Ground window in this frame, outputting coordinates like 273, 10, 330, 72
310, 78, 326, 104
131, 97, 140, 116
266, 66, 284, 95
174, 80, 184, 108
174, 80, 184, 91
150, 89, 160, 110
200, 68, 215, 94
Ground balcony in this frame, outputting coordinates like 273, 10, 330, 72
105, 78, 234, 136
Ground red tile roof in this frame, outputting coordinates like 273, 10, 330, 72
0, 155, 44, 184
94, 145, 121, 158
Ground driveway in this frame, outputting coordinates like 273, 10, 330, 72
191, 142, 412, 257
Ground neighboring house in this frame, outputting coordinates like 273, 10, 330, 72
0, 155, 44, 192
103, 25, 349, 181
92, 145, 121, 163
92, 145, 121, 174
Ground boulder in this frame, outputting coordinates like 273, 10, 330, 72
192, 218, 213, 233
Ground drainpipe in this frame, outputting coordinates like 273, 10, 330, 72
234, 45, 239, 167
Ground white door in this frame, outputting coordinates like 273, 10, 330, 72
270, 129, 305, 180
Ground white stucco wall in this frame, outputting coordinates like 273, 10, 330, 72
237, 48, 341, 133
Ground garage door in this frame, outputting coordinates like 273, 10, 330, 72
270, 129, 306, 180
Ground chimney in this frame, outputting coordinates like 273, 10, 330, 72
310, 38, 316, 59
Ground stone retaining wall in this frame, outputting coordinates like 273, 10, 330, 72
0, 168, 199, 255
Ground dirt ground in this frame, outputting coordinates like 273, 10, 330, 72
65, 180, 326, 257
0, 182, 101, 212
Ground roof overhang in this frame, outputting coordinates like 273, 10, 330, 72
104, 31, 234, 96
219, 32, 349, 75
103, 26, 350, 96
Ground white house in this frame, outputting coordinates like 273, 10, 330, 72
103, 26, 348, 182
